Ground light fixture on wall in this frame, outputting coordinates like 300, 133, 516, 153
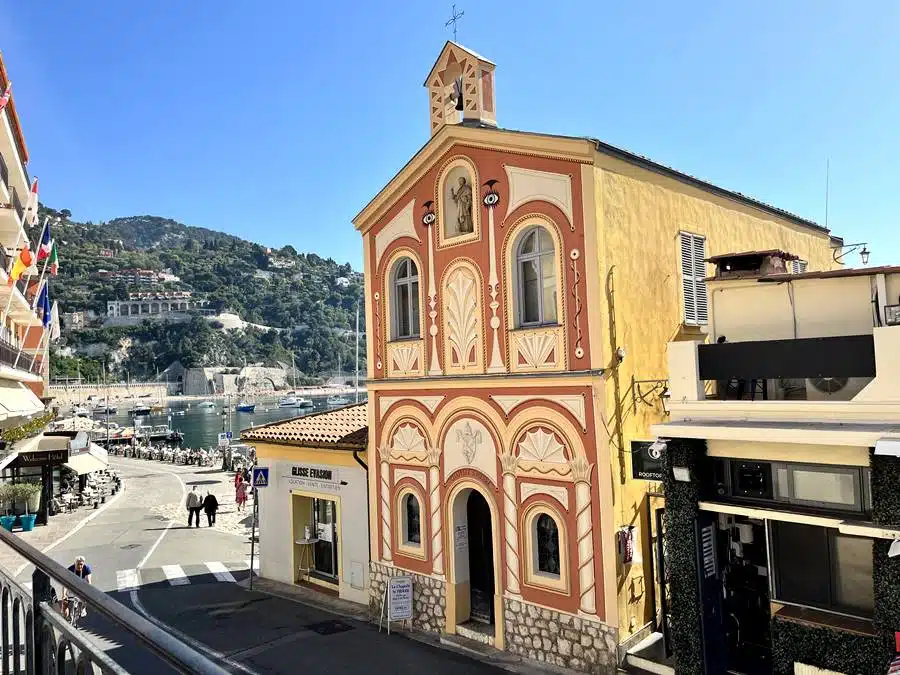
672, 466, 691, 483
632, 378, 670, 416
831, 242, 870, 266
615, 346, 627, 363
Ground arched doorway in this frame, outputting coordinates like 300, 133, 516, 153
448, 483, 501, 645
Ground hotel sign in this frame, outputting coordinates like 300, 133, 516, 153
631, 441, 665, 481
17, 449, 69, 467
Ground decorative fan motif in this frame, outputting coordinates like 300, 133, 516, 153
444, 266, 480, 369
391, 424, 426, 454
516, 331, 557, 369
390, 344, 420, 374
518, 428, 567, 464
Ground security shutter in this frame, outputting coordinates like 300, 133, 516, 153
790, 259, 808, 274
680, 233, 708, 325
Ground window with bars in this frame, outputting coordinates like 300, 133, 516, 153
790, 259, 808, 274
680, 232, 708, 325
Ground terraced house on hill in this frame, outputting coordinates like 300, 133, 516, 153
353, 41, 842, 672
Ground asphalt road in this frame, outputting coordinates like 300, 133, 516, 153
16, 457, 501, 675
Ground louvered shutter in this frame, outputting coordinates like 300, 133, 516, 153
680, 233, 707, 325
693, 236, 708, 324
681, 233, 697, 324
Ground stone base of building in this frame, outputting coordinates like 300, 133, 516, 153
503, 598, 618, 674
369, 561, 446, 634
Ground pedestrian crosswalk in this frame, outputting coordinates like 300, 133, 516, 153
115, 561, 257, 592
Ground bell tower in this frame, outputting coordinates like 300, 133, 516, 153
424, 42, 497, 136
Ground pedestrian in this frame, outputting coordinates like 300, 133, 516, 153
235, 479, 248, 512
185, 486, 202, 527
203, 491, 219, 527
234, 470, 243, 489
242, 466, 251, 484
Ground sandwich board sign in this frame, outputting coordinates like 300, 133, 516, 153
379, 575, 413, 634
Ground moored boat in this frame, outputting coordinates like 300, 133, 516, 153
326, 395, 349, 406
236, 402, 256, 413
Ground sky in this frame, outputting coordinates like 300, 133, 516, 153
3, 1, 898, 269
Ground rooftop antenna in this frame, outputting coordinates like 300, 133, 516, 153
825, 158, 830, 229
446, 4, 464, 42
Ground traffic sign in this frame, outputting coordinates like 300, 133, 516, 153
252, 467, 270, 488
226, 431, 233, 439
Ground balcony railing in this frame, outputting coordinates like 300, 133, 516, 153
0, 335, 22, 370
0, 525, 229, 674
697, 334, 876, 401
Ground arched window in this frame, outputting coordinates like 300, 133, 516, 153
516, 227, 557, 327
403, 493, 421, 545
535, 513, 561, 576
392, 258, 420, 339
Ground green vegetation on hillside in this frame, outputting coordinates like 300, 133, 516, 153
43, 206, 365, 380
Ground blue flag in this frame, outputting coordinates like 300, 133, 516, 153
38, 284, 51, 328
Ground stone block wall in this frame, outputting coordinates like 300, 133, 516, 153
503, 598, 617, 674
369, 561, 446, 634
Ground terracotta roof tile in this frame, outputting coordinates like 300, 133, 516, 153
241, 403, 368, 449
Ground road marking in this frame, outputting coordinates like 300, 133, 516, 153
205, 561, 236, 583
130, 590, 260, 675
137, 466, 187, 569
117, 569, 140, 592
161, 565, 189, 586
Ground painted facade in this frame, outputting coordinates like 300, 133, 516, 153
353, 41, 840, 671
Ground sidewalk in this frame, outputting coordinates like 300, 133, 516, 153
0, 491, 122, 578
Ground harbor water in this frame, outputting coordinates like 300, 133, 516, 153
91, 394, 365, 448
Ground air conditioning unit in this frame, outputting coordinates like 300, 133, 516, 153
773, 377, 872, 401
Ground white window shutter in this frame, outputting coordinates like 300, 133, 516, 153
693, 236, 708, 324
680, 233, 697, 324
792, 259, 808, 274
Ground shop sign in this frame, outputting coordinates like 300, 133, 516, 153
631, 441, 665, 481
283, 464, 341, 492
388, 576, 413, 621
17, 449, 69, 467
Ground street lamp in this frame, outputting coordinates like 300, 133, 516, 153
831, 242, 870, 266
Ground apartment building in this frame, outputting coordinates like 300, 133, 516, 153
649, 254, 900, 674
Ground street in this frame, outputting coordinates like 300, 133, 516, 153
14, 457, 502, 675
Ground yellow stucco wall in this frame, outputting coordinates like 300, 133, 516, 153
590, 160, 837, 638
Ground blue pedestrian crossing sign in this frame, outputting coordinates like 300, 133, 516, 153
252, 467, 270, 488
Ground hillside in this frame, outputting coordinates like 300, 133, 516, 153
43, 205, 365, 381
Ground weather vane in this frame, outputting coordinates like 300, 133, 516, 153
446, 4, 464, 42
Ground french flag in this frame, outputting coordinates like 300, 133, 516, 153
37, 220, 52, 261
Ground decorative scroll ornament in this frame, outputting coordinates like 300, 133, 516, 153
483, 179, 505, 373
374, 291, 382, 371
482, 180, 501, 209
570, 249, 584, 359
422, 200, 436, 227
423, 201, 441, 375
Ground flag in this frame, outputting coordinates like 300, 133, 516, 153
37, 222, 52, 260
38, 284, 50, 328
8, 245, 32, 285
49, 301, 60, 342
0, 82, 10, 114
24, 178, 38, 227
48, 242, 58, 276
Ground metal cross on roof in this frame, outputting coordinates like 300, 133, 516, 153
445, 4, 464, 42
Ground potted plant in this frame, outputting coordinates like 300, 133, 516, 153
14, 484, 41, 531
0, 484, 15, 531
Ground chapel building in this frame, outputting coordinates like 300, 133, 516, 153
354, 42, 839, 671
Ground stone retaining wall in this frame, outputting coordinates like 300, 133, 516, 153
369, 561, 446, 634
503, 597, 617, 674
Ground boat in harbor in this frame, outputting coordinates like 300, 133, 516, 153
130, 405, 152, 416
278, 395, 302, 408
197, 401, 216, 409
92, 404, 117, 415
298, 398, 313, 409
326, 395, 350, 407
73, 406, 91, 418
236, 402, 256, 413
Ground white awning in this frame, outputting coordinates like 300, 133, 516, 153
651, 419, 900, 448
0, 380, 44, 421
65, 444, 109, 476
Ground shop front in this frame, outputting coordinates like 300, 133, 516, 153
242, 405, 370, 605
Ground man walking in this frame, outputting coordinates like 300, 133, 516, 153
185, 486, 202, 527
203, 490, 219, 527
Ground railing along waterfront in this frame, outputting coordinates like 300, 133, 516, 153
0, 526, 230, 674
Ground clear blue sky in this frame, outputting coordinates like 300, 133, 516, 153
3, 1, 898, 269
